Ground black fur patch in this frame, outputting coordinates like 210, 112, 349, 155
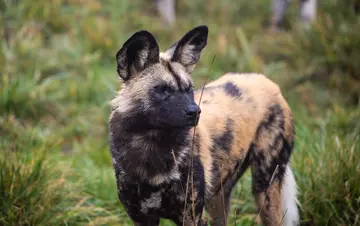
277, 137, 293, 181
113, 152, 206, 225
254, 104, 284, 141
196, 83, 243, 103
250, 104, 294, 194
192, 155, 206, 216
110, 111, 206, 224
109, 108, 192, 181
209, 118, 235, 194
115, 180, 161, 223
224, 82, 242, 98
212, 118, 234, 153
249, 144, 269, 194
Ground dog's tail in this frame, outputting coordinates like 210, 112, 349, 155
281, 164, 300, 226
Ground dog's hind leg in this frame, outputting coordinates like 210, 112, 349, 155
250, 104, 299, 226
251, 163, 299, 226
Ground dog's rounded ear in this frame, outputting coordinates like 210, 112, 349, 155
163, 25, 208, 73
116, 31, 160, 81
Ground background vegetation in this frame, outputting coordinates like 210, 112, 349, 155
1, 0, 359, 225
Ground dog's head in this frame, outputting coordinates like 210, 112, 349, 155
111, 25, 208, 132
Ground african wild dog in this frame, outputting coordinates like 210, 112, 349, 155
108, 25, 299, 226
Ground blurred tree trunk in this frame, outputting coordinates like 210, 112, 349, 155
269, 0, 317, 31
299, 0, 317, 24
154, 0, 176, 27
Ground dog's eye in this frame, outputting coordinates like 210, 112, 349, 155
154, 84, 173, 95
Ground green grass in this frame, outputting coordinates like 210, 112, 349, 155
1, 0, 359, 225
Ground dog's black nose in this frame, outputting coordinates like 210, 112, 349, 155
185, 104, 201, 118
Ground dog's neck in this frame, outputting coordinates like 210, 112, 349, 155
109, 116, 193, 185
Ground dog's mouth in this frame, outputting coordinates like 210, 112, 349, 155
174, 119, 199, 130
149, 114, 201, 131
187, 119, 199, 128
166, 121, 198, 130
185, 113, 201, 127
194, 114, 200, 126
